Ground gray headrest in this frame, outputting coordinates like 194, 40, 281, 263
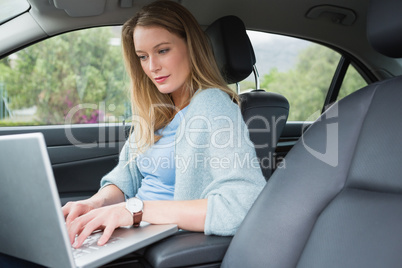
367, 0, 402, 58
205, 16, 256, 84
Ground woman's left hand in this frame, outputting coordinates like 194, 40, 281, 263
67, 202, 132, 248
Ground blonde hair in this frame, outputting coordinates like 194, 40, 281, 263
122, 0, 238, 152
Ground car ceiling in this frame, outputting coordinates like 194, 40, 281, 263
1, 0, 401, 80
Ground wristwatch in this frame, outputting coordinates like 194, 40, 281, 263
125, 197, 144, 227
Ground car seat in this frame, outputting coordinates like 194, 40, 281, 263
205, 15, 290, 180
222, 0, 402, 266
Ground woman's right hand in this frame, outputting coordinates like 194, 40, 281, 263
62, 199, 99, 227
62, 184, 125, 227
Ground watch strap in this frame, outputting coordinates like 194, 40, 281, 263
133, 211, 143, 227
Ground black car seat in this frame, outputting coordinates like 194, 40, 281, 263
222, 0, 402, 266
205, 15, 290, 180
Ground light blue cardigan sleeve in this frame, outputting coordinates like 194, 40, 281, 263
174, 89, 266, 236
100, 140, 143, 199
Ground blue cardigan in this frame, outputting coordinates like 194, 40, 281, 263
100, 88, 266, 236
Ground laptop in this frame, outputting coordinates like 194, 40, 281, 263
0, 132, 178, 268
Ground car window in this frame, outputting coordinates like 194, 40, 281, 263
240, 31, 344, 122
1, 28, 369, 127
0, 26, 130, 127
337, 64, 368, 101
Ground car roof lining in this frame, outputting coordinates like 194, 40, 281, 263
0, 12, 46, 57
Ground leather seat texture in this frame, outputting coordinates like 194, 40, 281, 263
222, 0, 402, 266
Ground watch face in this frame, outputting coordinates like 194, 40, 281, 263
127, 197, 143, 213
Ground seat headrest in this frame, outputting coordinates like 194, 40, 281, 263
205, 15, 256, 84
367, 0, 402, 58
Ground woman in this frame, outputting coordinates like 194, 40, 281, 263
63, 0, 265, 249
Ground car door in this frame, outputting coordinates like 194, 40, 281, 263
0, 26, 129, 205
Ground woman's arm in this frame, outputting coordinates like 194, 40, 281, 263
68, 198, 208, 248
174, 89, 266, 236
143, 199, 207, 231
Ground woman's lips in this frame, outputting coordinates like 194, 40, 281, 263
154, 75, 170, 83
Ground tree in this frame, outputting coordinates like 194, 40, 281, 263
1, 27, 129, 125
257, 44, 366, 121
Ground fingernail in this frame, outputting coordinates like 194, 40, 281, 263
72, 241, 78, 248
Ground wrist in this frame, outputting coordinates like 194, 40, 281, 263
86, 196, 104, 209
125, 197, 144, 227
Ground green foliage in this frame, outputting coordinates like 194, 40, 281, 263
0, 27, 129, 125
0, 120, 42, 127
338, 65, 367, 100
257, 44, 366, 121
259, 44, 341, 121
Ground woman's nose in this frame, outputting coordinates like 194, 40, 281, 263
149, 56, 161, 72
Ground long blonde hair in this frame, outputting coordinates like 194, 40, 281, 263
122, 0, 238, 152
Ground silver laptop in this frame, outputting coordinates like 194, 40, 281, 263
0, 132, 177, 268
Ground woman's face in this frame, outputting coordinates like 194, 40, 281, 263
133, 26, 191, 106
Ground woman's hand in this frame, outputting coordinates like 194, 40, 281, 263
63, 199, 100, 226
62, 184, 126, 233
67, 202, 133, 248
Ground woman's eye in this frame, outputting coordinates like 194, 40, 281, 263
159, 48, 169, 54
138, 55, 148, 61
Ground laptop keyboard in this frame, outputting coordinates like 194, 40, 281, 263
71, 232, 122, 259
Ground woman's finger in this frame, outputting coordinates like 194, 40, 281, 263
97, 224, 115, 246
72, 214, 104, 248
68, 210, 96, 245
62, 202, 71, 218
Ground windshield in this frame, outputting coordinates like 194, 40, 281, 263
0, 0, 30, 24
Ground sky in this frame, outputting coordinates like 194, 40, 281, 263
245, 30, 312, 83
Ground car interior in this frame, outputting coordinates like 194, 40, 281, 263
1, 0, 402, 267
